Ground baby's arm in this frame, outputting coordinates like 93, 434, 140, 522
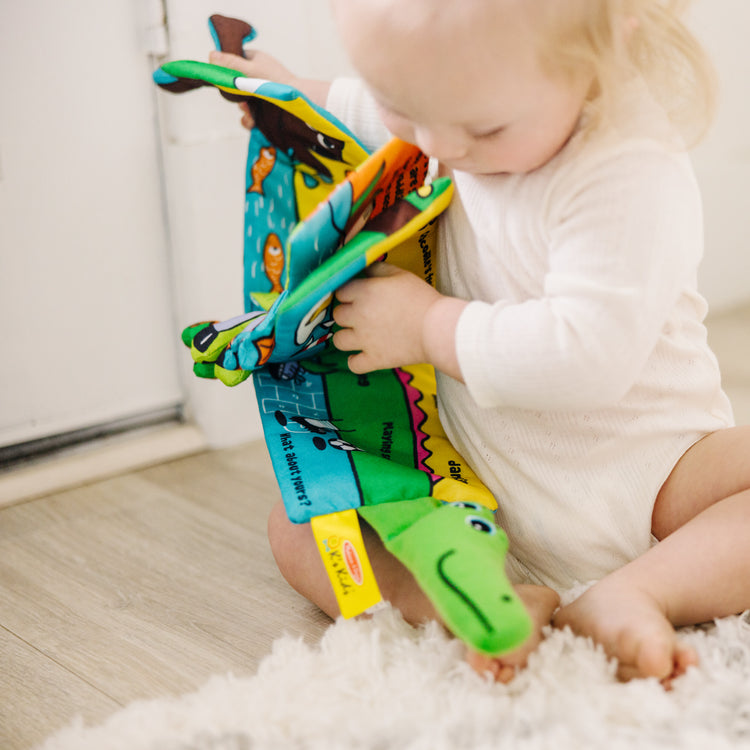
457, 149, 704, 411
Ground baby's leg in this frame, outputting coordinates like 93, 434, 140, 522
267, 500, 437, 623
267, 501, 558, 677
554, 426, 750, 681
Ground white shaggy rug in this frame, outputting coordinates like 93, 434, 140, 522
40, 603, 750, 750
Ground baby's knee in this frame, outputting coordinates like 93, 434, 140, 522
267, 501, 323, 586
266, 500, 340, 617
267, 500, 302, 576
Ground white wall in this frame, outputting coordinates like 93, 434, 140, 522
689, 1, 750, 312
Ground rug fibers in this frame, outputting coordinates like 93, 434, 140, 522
39, 603, 750, 750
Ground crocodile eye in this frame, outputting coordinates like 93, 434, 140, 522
465, 515, 497, 534
450, 501, 482, 511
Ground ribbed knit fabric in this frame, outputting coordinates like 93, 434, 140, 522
327, 77, 733, 590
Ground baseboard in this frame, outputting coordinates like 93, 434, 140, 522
0, 423, 208, 509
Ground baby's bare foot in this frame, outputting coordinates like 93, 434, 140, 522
553, 577, 698, 683
466, 584, 560, 683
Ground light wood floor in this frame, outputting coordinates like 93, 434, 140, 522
0, 441, 331, 749
1, 305, 748, 750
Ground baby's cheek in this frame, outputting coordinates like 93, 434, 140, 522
392, 123, 416, 145
489, 138, 540, 174
378, 110, 416, 144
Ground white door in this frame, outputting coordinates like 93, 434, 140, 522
0, 0, 183, 452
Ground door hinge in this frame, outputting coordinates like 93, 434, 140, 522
137, 0, 169, 57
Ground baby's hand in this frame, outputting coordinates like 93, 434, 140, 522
209, 50, 298, 129
209, 49, 297, 86
333, 263, 464, 377
208, 49, 330, 128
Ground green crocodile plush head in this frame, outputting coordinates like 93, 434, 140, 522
359, 498, 532, 656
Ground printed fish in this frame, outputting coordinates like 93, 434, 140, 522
247, 146, 276, 195
263, 231, 285, 293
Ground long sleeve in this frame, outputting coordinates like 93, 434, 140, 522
453, 144, 705, 411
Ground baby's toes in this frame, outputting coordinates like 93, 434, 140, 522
495, 663, 518, 683
466, 649, 505, 679
674, 642, 699, 673
635, 634, 677, 680
465, 650, 519, 683
616, 636, 697, 683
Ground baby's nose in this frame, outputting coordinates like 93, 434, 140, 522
413, 126, 468, 161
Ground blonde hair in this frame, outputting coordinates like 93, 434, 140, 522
534, 0, 717, 145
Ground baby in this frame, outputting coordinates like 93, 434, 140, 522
213, 0, 750, 683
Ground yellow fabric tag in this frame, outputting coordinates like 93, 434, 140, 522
310, 509, 383, 619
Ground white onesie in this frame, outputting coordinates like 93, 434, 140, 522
326, 77, 733, 591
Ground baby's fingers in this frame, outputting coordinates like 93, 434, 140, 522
331, 326, 358, 353
365, 261, 400, 278
239, 101, 255, 130
209, 50, 252, 73
345, 351, 375, 375
334, 278, 366, 304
